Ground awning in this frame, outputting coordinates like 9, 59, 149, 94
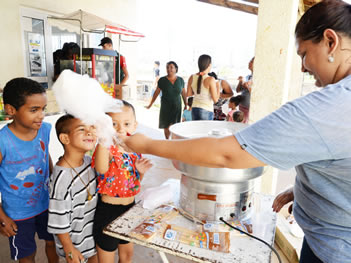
48, 9, 145, 38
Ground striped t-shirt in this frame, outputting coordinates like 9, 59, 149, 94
48, 155, 97, 259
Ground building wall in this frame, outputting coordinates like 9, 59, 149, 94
0, 0, 139, 91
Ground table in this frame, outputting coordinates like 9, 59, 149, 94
104, 182, 277, 263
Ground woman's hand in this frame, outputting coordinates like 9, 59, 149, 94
122, 133, 151, 154
145, 105, 151, 109
0, 216, 17, 237
272, 187, 294, 213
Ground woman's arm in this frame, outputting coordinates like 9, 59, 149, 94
236, 76, 244, 93
209, 77, 220, 104
187, 75, 194, 97
94, 144, 110, 174
125, 133, 265, 169
220, 80, 234, 98
146, 87, 161, 109
181, 86, 187, 110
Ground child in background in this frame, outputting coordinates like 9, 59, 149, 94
48, 115, 98, 263
226, 96, 242, 122
233, 111, 244, 123
182, 97, 193, 122
92, 100, 152, 263
0, 78, 58, 262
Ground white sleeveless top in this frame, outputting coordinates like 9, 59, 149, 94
191, 74, 214, 112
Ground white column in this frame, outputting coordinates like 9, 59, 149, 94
250, 0, 303, 194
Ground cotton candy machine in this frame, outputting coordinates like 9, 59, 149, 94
170, 121, 264, 222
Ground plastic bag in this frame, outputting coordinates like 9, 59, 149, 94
163, 224, 230, 253
139, 184, 173, 210
130, 205, 178, 241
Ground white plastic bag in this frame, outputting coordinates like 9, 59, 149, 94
140, 184, 173, 210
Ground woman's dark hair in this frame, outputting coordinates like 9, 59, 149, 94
3, 78, 46, 110
197, 54, 212, 94
295, 0, 351, 43
166, 61, 178, 73
187, 96, 193, 107
208, 72, 218, 80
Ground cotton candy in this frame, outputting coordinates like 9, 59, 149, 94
52, 70, 122, 147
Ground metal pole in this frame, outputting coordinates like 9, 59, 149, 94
118, 34, 121, 84
80, 11, 83, 75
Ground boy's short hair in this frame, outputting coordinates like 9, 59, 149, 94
3, 78, 46, 110
187, 97, 193, 107
121, 100, 136, 117
55, 114, 76, 145
229, 95, 242, 106
233, 111, 244, 122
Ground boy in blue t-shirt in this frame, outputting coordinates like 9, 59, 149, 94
0, 78, 58, 262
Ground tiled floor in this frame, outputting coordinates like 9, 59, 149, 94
0, 101, 293, 262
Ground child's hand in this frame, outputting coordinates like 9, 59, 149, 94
0, 216, 17, 237
135, 158, 153, 180
272, 187, 294, 213
65, 247, 84, 263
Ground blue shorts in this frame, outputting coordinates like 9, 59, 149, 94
9, 210, 54, 260
192, 107, 214, 120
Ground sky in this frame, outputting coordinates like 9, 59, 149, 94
136, 0, 257, 81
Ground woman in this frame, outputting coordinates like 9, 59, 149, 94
208, 72, 234, 120
146, 61, 186, 139
126, 1, 351, 262
187, 55, 220, 120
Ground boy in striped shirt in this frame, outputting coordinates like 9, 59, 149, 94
48, 114, 98, 263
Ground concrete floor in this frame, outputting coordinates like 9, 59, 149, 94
0, 101, 294, 262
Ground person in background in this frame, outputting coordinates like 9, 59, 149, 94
150, 61, 160, 98
209, 72, 234, 121
53, 42, 80, 81
0, 78, 58, 263
236, 57, 254, 123
187, 55, 220, 120
153, 61, 160, 88
232, 111, 244, 123
124, 1, 351, 262
226, 96, 242, 122
92, 101, 152, 263
146, 61, 186, 139
182, 97, 193, 122
48, 115, 98, 263
99, 37, 129, 94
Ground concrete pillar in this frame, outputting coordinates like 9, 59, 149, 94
250, 0, 303, 194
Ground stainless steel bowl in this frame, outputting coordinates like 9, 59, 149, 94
170, 121, 264, 183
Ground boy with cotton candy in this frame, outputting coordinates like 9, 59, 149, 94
48, 114, 98, 263
53, 69, 123, 147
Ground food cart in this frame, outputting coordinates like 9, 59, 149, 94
49, 9, 144, 98
59, 48, 119, 98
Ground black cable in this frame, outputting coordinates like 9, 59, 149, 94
219, 217, 282, 263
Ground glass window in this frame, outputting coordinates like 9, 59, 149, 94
23, 17, 47, 77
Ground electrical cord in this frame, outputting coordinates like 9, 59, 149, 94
219, 217, 282, 263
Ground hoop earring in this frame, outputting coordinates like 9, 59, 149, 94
328, 55, 334, 63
